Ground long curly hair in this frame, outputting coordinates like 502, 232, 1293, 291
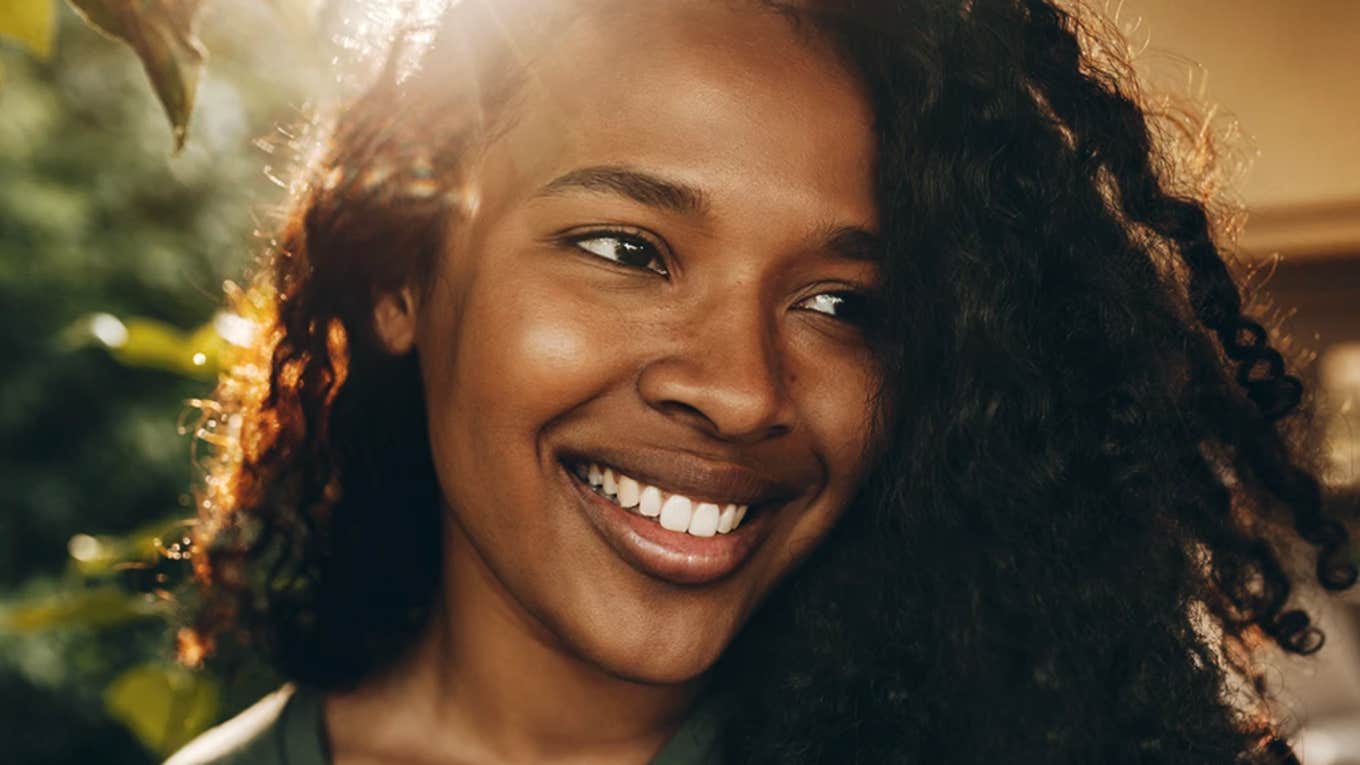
183, 1, 1358, 762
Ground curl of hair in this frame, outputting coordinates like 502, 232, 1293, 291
184, 1, 1356, 762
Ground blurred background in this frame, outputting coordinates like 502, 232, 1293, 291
0, 1, 1357, 762
1116, 3, 1360, 763
0, 1, 330, 760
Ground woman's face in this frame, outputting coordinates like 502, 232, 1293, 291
393, 2, 881, 684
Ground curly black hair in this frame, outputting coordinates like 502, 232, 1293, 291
184, 1, 1358, 762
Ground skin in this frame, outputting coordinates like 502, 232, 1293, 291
327, 3, 882, 763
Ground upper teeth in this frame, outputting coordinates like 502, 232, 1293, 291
581, 462, 750, 537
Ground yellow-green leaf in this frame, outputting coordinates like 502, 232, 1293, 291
105, 662, 221, 755
68, 517, 193, 577
64, 0, 207, 150
0, 586, 156, 632
0, 0, 55, 58
114, 316, 222, 377
63, 312, 223, 379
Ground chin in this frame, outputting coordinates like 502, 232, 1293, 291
572, 613, 748, 685
587, 640, 727, 687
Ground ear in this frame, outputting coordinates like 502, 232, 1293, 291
372, 286, 419, 355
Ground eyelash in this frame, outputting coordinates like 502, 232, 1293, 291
797, 290, 876, 329
561, 228, 876, 328
564, 228, 671, 276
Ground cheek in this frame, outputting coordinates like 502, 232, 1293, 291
457, 287, 618, 424
471, 312, 592, 412
418, 266, 625, 482
771, 354, 879, 555
793, 345, 880, 474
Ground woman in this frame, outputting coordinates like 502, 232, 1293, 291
169, 1, 1356, 763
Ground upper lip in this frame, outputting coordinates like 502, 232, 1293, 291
559, 445, 803, 507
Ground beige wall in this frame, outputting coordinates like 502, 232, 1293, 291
1093, 7, 1360, 761
1112, 0, 1360, 258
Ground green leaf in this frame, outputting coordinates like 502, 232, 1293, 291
0, 0, 55, 58
67, 517, 193, 577
62, 312, 224, 379
0, 586, 156, 632
64, 0, 207, 151
105, 662, 221, 755
113, 316, 222, 378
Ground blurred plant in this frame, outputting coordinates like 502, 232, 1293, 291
2, 0, 207, 150
58, 309, 256, 380
0, 1, 324, 760
1, 0, 325, 151
106, 661, 222, 755
64, 0, 208, 151
0, 0, 55, 59
0, 509, 223, 757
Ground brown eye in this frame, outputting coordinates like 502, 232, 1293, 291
569, 231, 669, 276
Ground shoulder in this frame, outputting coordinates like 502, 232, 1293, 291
164, 684, 312, 765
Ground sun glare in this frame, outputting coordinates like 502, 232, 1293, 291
331, 0, 455, 88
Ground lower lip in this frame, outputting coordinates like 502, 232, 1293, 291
561, 462, 776, 586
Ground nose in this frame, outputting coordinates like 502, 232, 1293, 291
637, 288, 794, 444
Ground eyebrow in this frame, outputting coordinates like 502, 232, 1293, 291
534, 165, 711, 217
534, 164, 882, 263
818, 224, 883, 263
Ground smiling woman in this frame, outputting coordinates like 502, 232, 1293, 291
170, 1, 1355, 764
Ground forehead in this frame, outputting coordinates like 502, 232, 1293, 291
478, 1, 877, 228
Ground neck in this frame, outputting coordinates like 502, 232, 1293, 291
327, 519, 700, 764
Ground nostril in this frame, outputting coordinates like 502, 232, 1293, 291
657, 400, 708, 424
637, 352, 793, 443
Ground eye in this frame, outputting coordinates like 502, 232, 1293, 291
796, 290, 876, 328
566, 229, 669, 276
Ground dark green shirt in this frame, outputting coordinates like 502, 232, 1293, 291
163, 685, 722, 765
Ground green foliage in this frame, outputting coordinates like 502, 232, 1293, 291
0, 1, 325, 760
62, 311, 226, 379
0, 0, 55, 58
65, 517, 199, 578
4, 0, 214, 151
0, 585, 159, 633
105, 662, 222, 756
66, 0, 208, 151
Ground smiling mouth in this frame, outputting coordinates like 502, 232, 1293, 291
567, 460, 752, 537
557, 448, 795, 585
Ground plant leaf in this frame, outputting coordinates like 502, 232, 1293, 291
105, 662, 221, 755
64, 0, 207, 150
113, 316, 222, 377
62, 312, 224, 379
0, 586, 156, 632
0, 0, 55, 58
67, 517, 194, 577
